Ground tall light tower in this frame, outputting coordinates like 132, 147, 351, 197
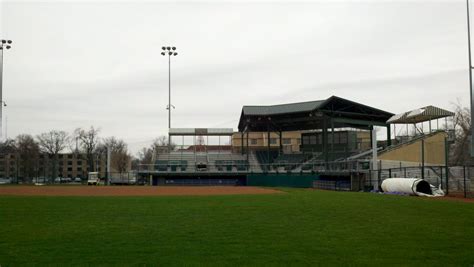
161, 46, 178, 151
0, 39, 12, 141
467, 0, 474, 156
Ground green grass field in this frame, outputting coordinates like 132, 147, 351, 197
0, 189, 473, 266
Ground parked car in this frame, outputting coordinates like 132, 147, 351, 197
0, 178, 11, 184
74, 177, 82, 183
54, 177, 72, 183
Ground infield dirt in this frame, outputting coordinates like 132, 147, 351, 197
0, 185, 282, 196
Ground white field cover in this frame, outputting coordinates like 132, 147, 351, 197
381, 178, 445, 197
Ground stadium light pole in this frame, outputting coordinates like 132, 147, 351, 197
0, 39, 12, 141
2, 101, 6, 139
161, 46, 178, 151
466, 0, 474, 156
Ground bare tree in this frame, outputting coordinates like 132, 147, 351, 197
16, 134, 40, 182
37, 130, 69, 180
99, 136, 131, 174
0, 138, 16, 154
137, 147, 153, 165
153, 135, 175, 149
136, 136, 174, 168
450, 102, 472, 165
150, 136, 176, 155
75, 126, 100, 172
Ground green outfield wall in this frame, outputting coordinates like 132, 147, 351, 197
246, 173, 318, 188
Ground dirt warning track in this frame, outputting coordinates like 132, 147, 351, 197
0, 186, 282, 196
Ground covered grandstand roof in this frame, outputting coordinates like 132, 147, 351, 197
238, 96, 394, 132
169, 128, 234, 136
387, 106, 454, 124
242, 100, 325, 116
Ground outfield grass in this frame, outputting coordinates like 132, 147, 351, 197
0, 189, 473, 266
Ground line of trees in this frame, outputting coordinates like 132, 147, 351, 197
0, 126, 133, 181
0, 126, 175, 180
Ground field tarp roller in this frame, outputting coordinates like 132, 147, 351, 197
381, 178, 444, 197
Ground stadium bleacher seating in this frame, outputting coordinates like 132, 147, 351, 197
273, 153, 310, 170
155, 160, 168, 171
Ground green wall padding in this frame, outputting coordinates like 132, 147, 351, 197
247, 174, 318, 188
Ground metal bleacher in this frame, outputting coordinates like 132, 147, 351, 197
154, 152, 251, 173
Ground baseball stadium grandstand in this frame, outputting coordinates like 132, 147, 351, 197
138, 95, 454, 189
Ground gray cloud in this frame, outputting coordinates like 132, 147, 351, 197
0, 0, 470, 154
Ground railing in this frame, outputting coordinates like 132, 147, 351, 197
137, 159, 370, 174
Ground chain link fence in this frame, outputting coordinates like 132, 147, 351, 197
364, 165, 472, 198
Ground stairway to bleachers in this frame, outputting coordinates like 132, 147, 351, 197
273, 153, 310, 171
248, 152, 262, 172
255, 150, 279, 171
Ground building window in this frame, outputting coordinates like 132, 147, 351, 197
68, 161, 73, 165
67, 167, 72, 171
333, 133, 340, 144
68, 154, 73, 159
283, 138, 291, 145
302, 136, 309, 145
270, 138, 277, 145
310, 135, 317, 145
250, 139, 258, 145
340, 133, 347, 144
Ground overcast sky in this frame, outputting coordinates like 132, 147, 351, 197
0, 0, 471, 154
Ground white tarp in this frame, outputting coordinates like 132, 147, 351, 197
381, 178, 444, 197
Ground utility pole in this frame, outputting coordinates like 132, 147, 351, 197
466, 0, 474, 156
106, 146, 111, 185
161, 46, 178, 152
0, 39, 12, 141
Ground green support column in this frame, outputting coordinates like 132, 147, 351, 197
331, 119, 335, 162
369, 126, 373, 149
267, 127, 271, 163
246, 131, 249, 162
387, 124, 392, 147
241, 132, 244, 155
279, 131, 283, 155
323, 117, 328, 164
445, 136, 449, 194
421, 139, 425, 180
